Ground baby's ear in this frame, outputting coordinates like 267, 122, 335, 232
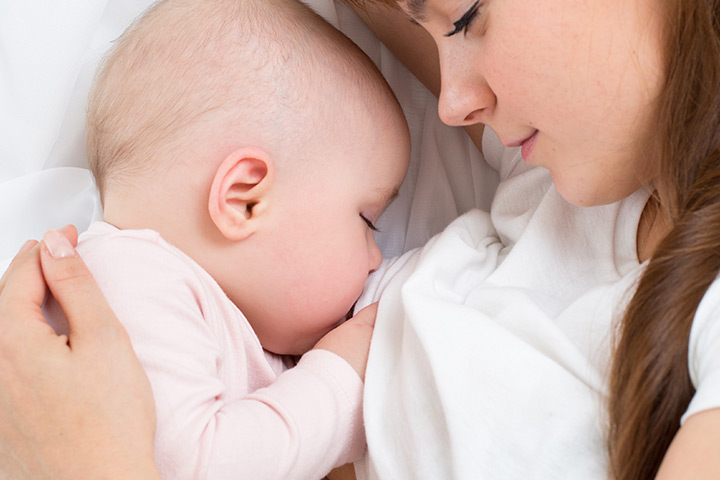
208, 147, 274, 241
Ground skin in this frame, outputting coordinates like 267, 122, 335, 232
399, 0, 665, 208
224, 104, 410, 355
100, 93, 409, 358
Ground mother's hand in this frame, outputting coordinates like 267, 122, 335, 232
0, 227, 160, 479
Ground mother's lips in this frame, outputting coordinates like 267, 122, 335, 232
504, 130, 538, 148
520, 131, 539, 162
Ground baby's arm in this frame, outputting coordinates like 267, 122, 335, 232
80, 237, 366, 480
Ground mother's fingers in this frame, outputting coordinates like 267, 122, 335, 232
0, 243, 48, 325
0, 224, 76, 295
57, 224, 79, 246
40, 230, 127, 351
0, 240, 39, 295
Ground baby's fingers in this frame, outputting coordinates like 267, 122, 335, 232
348, 302, 378, 326
313, 303, 378, 380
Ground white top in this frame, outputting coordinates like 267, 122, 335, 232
685, 279, 720, 422
355, 128, 655, 479
71, 222, 365, 480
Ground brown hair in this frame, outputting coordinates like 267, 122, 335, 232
345, 0, 396, 7
608, 0, 720, 478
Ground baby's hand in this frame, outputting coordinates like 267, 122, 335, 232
313, 303, 378, 381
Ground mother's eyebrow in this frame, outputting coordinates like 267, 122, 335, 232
405, 0, 428, 22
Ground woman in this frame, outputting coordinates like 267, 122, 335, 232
1, 0, 720, 479
345, 0, 720, 479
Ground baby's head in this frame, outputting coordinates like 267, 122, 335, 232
87, 0, 410, 355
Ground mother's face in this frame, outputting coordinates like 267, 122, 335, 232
402, 0, 665, 206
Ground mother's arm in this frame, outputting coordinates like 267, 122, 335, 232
343, 0, 485, 152
655, 408, 720, 479
0, 228, 160, 480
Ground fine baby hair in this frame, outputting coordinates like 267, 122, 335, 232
86, 0, 401, 204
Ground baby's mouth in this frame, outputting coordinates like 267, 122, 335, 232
343, 301, 358, 322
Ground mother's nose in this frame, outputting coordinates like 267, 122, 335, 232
437, 47, 495, 126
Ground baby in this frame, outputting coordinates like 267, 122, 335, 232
71, 0, 409, 478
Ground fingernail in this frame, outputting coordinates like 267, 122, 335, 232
43, 230, 76, 259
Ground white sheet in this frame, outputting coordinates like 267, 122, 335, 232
0, 0, 498, 273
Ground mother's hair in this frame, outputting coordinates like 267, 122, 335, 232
608, 0, 720, 478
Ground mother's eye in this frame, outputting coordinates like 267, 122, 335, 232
445, 1, 482, 37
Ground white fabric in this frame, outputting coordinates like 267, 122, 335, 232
354, 129, 650, 479
0, 0, 497, 272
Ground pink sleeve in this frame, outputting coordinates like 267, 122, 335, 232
208, 349, 365, 479
80, 236, 365, 480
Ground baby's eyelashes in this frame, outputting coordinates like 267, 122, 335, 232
360, 214, 380, 232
